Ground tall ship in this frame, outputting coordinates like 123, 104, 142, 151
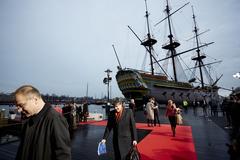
115, 0, 222, 105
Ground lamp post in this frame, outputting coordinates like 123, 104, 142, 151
103, 69, 112, 103
233, 72, 240, 79
103, 69, 112, 116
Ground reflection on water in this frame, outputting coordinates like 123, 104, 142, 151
0, 105, 14, 118
0, 134, 19, 144
0, 104, 108, 144
88, 104, 107, 119
0, 104, 107, 119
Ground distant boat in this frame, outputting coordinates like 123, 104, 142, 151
87, 113, 103, 121
115, 0, 221, 105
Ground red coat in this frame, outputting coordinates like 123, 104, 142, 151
165, 106, 177, 117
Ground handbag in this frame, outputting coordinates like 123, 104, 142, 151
176, 114, 183, 125
97, 142, 107, 155
126, 146, 141, 160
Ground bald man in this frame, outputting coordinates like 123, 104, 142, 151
15, 85, 71, 160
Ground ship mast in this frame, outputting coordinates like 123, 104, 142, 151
154, 2, 216, 85
162, 0, 180, 82
191, 6, 206, 88
141, 0, 157, 75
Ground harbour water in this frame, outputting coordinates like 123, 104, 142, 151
0, 104, 108, 145
0, 104, 107, 119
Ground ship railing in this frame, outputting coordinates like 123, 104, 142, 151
124, 68, 165, 76
155, 80, 192, 89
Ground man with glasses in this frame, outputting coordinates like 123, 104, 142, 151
15, 85, 71, 160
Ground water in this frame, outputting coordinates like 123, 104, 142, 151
0, 104, 107, 144
88, 104, 106, 115
0, 105, 17, 118
0, 104, 107, 119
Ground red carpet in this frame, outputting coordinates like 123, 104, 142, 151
81, 121, 197, 160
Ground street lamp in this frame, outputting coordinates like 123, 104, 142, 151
233, 72, 240, 79
103, 69, 112, 103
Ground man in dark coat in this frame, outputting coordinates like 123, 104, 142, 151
129, 99, 136, 117
15, 85, 71, 160
101, 99, 138, 160
76, 105, 83, 123
153, 98, 161, 126
82, 101, 89, 122
62, 103, 74, 137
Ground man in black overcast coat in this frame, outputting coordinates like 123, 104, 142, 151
15, 85, 71, 160
102, 99, 138, 160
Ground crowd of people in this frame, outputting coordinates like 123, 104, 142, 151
143, 96, 183, 137
54, 101, 89, 138
13, 84, 240, 160
221, 94, 240, 159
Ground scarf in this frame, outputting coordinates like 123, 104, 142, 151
115, 110, 123, 122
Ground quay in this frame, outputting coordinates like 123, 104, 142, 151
0, 106, 230, 160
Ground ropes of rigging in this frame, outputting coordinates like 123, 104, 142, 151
170, 17, 178, 41
202, 64, 214, 85
178, 55, 202, 83
141, 51, 148, 71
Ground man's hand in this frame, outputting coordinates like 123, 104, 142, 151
133, 140, 137, 146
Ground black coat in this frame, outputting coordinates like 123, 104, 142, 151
16, 104, 71, 160
103, 109, 137, 160
129, 103, 136, 111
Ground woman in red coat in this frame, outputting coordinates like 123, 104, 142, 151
165, 100, 177, 137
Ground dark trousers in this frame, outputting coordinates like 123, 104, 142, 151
154, 110, 160, 126
147, 119, 154, 126
168, 116, 177, 128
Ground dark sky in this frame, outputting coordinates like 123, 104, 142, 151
0, 0, 239, 97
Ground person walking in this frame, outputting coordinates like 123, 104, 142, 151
146, 97, 155, 127
153, 98, 161, 126
165, 100, 177, 137
82, 101, 89, 122
182, 100, 188, 113
76, 104, 83, 123
15, 85, 71, 160
129, 99, 136, 117
192, 100, 198, 116
62, 103, 74, 137
101, 98, 138, 160
202, 98, 208, 117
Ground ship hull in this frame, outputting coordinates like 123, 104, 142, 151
116, 69, 219, 106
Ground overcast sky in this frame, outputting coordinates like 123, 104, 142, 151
0, 0, 239, 98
